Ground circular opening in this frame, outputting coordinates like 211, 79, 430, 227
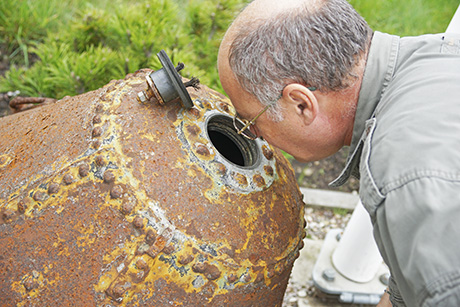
207, 115, 259, 167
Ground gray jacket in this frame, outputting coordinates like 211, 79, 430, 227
331, 31, 460, 306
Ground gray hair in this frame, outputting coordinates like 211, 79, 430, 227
228, 0, 373, 121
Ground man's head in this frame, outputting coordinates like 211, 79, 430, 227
218, 0, 372, 162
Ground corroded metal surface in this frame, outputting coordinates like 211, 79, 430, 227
0, 69, 306, 306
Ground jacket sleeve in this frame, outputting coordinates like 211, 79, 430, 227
372, 176, 460, 307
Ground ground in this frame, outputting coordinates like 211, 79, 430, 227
291, 148, 359, 193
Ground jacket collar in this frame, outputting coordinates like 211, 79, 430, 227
330, 31, 400, 187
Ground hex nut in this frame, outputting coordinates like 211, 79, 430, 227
322, 268, 336, 282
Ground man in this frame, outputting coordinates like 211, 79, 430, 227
218, 0, 460, 306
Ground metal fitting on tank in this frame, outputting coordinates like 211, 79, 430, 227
137, 50, 200, 108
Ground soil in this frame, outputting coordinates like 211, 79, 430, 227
291, 148, 359, 193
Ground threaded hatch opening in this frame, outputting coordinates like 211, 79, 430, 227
207, 115, 259, 167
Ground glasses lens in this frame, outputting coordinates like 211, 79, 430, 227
233, 116, 258, 140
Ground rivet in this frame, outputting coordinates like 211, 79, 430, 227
112, 284, 125, 298
145, 229, 157, 245
48, 183, 60, 194
63, 174, 74, 185
33, 191, 46, 202
136, 258, 148, 271
95, 103, 104, 113
103, 170, 115, 183
252, 174, 266, 188
379, 272, 390, 286
193, 262, 221, 281
95, 155, 106, 166
0, 154, 12, 168
249, 253, 260, 263
2, 209, 15, 222
336, 233, 342, 241
17, 200, 27, 213
93, 140, 102, 149
162, 244, 175, 255
23, 278, 35, 291
219, 247, 235, 258
322, 268, 336, 282
166, 108, 178, 122
213, 162, 226, 176
264, 165, 274, 177
262, 145, 274, 160
92, 126, 103, 138
121, 202, 133, 214
294, 250, 300, 260
78, 164, 90, 177
93, 115, 102, 124
301, 230, 307, 239
186, 125, 200, 137
133, 216, 144, 229
232, 172, 248, 187
207, 266, 221, 280
146, 246, 159, 259
219, 102, 230, 113
178, 254, 194, 266
255, 272, 264, 283
227, 274, 238, 283
275, 263, 285, 276
192, 262, 206, 273
196, 144, 210, 157
188, 107, 200, 118
298, 240, 305, 250
110, 185, 123, 199
266, 270, 275, 279
242, 273, 251, 282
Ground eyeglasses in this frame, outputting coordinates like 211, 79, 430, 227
233, 86, 316, 140
233, 104, 271, 140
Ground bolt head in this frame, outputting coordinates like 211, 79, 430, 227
137, 91, 148, 103
379, 272, 390, 286
322, 268, 336, 282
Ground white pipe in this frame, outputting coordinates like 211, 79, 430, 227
332, 201, 383, 283
446, 5, 460, 33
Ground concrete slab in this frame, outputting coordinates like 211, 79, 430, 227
300, 188, 359, 210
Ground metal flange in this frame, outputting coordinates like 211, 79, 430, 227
137, 50, 199, 109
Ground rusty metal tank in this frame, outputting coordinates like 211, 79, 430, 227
0, 69, 306, 306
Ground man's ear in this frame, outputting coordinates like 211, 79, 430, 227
282, 84, 318, 125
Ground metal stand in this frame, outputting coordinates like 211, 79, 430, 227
312, 201, 389, 304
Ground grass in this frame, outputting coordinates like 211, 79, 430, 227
0, 0, 458, 99
0, 0, 249, 98
351, 0, 458, 35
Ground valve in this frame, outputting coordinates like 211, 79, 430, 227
137, 50, 200, 108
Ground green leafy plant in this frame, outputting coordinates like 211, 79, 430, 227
0, 0, 249, 98
0, 0, 458, 100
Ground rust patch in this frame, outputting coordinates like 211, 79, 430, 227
262, 145, 274, 160
186, 124, 200, 137
48, 183, 60, 194
252, 174, 266, 188
232, 172, 248, 187
0, 70, 305, 306
196, 144, 210, 157
264, 165, 274, 177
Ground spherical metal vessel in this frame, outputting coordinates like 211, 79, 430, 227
0, 69, 305, 306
